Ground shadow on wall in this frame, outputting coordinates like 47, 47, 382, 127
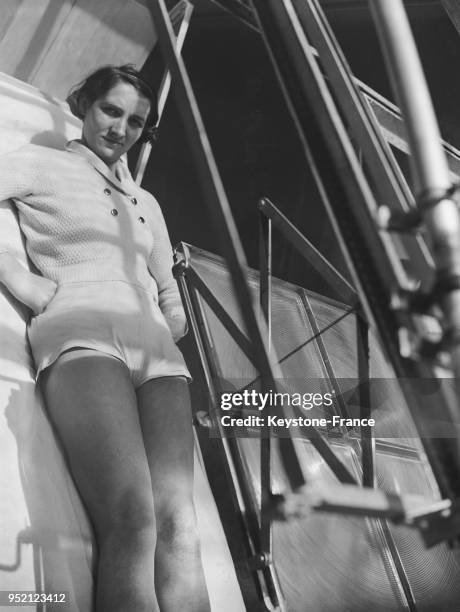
0, 201, 94, 609
0, 74, 94, 610
1, 376, 94, 611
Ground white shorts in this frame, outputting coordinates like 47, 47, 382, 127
27, 280, 190, 389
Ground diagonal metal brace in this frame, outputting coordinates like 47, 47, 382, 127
148, 0, 309, 492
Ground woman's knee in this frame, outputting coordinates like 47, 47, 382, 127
156, 501, 200, 555
97, 488, 156, 543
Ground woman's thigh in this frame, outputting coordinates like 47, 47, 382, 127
40, 350, 155, 538
136, 377, 194, 503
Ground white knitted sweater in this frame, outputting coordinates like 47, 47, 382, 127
0, 140, 186, 337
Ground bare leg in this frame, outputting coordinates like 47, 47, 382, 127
137, 377, 211, 612
41, 351, 159, 612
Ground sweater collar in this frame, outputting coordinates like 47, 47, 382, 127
66, 140, 136, 195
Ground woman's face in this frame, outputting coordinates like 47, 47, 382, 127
81, 81, 151, 166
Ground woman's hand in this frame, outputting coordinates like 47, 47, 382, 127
0, 252, 58, 315
12, 273, 58, 315
164, 313, 188, 343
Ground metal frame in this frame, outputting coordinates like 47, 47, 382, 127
257, 198, 378, 488
258, 198, 356, 424
144, 0, 460, 533
370, 0, 460, 482
146, 0, 370, 502
255, 198, 416, 604
174, 242, 447, 610
174, 244, 286, 610
258, 197, 357, 305
208, 0, 259, 31
255, 198, 444, 508
257, 212, 273, 572
289, 0, 434, 284
359, 80, 460, 180
212, 0, 460, 178
134, 0, 193, 184
144, 0, 460, 605
174, 243, 347, 609
174, 242, 381, 608
246, 0, 460, 505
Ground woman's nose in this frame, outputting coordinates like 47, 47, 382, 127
110, 117, 127, 137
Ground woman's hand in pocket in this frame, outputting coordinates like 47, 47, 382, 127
7, 267, 58, 315
0, 253, 58, 315
164, 312, 188, 343
26, 275, 58, 315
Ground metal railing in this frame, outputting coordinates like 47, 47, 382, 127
146, 0, 460, 607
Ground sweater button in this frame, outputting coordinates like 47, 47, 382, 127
131, 197, 138, 205
104, 188, 111, 196
111, 209, 119, 216
138, 216, 145, 223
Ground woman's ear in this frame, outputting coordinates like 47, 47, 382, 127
78, 95, 90, 118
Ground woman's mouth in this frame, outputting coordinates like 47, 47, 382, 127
102, 136, 123, 147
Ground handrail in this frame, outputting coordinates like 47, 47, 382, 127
258, 197, 357, 304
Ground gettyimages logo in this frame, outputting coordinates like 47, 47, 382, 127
219, 388, 334, 411
208, 377, 455, 439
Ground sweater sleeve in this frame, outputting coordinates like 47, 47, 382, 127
0, 145, 42, 202
0, 145, 42, 254
147, 198, 188, 342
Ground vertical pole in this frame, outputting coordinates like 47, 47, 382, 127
258, 204, 273, 581
134, 1, 193, 184
259, 204, 272, 350
370, 0, 460, 394
356, 310, 375, 488
33, 541, 44, 612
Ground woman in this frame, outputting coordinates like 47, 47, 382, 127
0, 65, 210, 612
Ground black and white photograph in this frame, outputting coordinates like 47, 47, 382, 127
2, 1, 460, 611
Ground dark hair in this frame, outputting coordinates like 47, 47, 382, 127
66, 64, 159, 143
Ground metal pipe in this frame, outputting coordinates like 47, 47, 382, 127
146, 0, 280, 387
291, 0, 434, 291
356, 312, 375, 488
258, 208, 272, 350
258, 209, 273, 577
370, 0, 460, 386
259, 196, 357, 304
134, 0, 193, 184
147, 0, 359, 492
370, 1, 449, 192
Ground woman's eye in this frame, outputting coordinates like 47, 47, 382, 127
102, 106, 118, 116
